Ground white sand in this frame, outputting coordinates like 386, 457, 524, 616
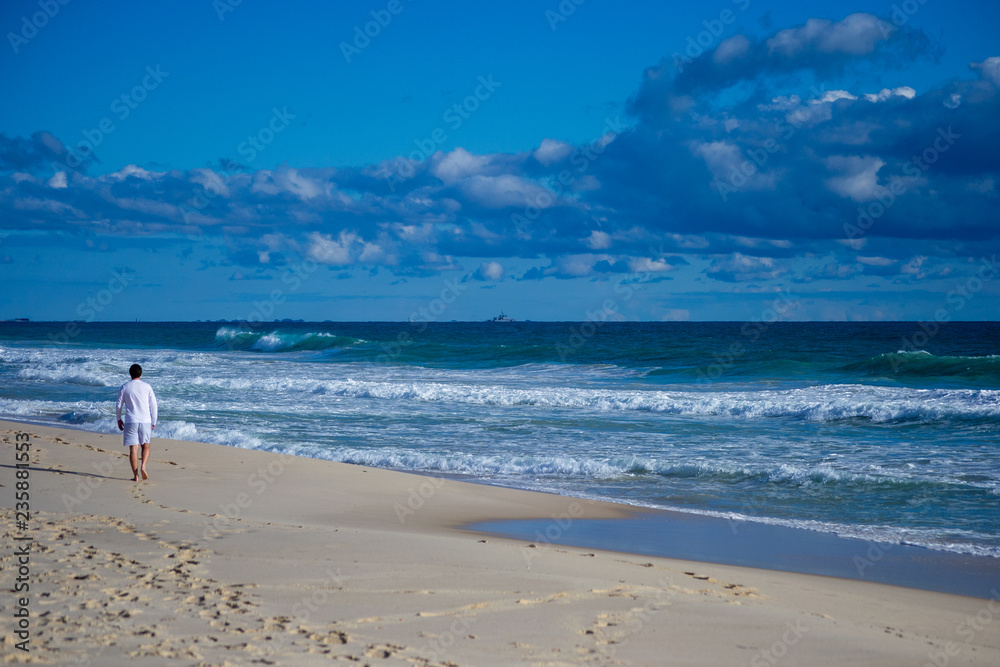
2, 420, 998, 665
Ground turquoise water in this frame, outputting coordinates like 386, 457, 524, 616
1, 321, 998, 557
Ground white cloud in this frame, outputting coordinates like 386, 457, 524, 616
714, 35, 751, 65
707, 252, 786, 282
107, 164, 161, 181
473, 261, 504, 281
389, 222, 435, 244
971, 56, 1000, 87
190, 168, 230, 197
819, 90, 859, 103
690, 140, 742, 180
432, 148, 491, 185
533, 139, 573, 166
458, 174, 551, 208
765, 89, 859, 126
667, 233, 710, 249
278, 168, 325, 200
836, 238, 867, 250
901, 255, 927, 277
857, 256, 895, 266
584, 230, 612, 250
47, 171, 67, 189
767, 13, 888, 58
863, 86, 916, 103
307, 230, 357, 265
821, 262, 861, 279
419, 251, 462, 272
824, 155, 885, 201
357, 241, 383, 264
250, 168, 334, 201
733, 236, 793, 249
556, 254, 606, 277
628, 256, 674, 273
690, 140, 778, 191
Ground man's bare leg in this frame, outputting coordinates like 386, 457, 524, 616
128, 445, 140, 482
140, 443, 150, 480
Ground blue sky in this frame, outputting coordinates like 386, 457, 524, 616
1, 0, 998, 321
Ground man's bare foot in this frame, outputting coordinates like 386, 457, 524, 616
141, 469, 149, 480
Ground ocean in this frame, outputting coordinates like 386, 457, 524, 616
1, 320, 998, 558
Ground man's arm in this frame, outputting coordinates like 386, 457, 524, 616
116, 384, 125, 430
148, 386, 158, 429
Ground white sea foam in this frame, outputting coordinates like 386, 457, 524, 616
3, 334, 998, 560
17, 367, 111, 386
251, 332, 336, 351
153, 420, 263, 450
214, 327, 343, 352
215, 327, 254, 340
300, 379, 1000, 423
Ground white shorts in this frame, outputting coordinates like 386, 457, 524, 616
122, 422, 152, 448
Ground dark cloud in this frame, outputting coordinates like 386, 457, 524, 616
1, 16, 997, 289
0, 131, 96, 173
634, 13, 938, 121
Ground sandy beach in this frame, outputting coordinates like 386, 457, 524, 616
2, 419, 998, 666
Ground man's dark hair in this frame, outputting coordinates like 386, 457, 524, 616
129, 364, 142, 379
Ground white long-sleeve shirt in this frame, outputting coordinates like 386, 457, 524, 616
116, 379, 158, 425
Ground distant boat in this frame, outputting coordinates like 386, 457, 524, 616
488, 312, 515, 322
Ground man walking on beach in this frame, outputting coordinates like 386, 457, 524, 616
116, 364, 158, 482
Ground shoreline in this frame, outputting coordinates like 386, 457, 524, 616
3, 418, 999, 664
468, 512, 1000, 600
17, 416, 1000, 584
